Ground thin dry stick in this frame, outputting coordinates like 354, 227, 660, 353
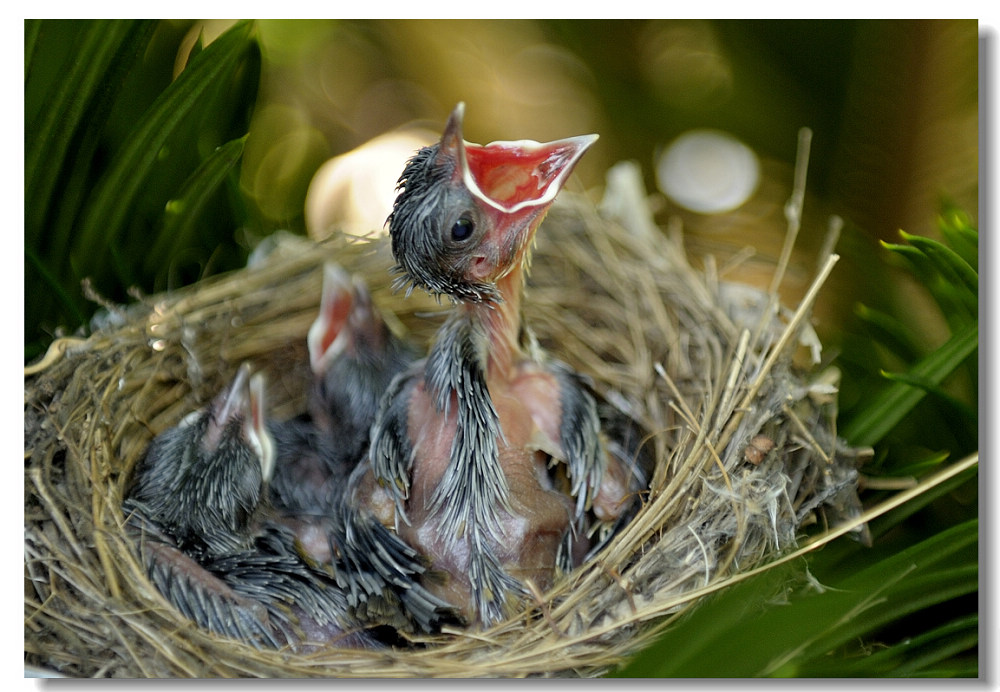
782, 402, 832, 465
769, 127, 813, 297
719, 253, 840, 454
711, 328, 751, 438
816, 215, 844, 272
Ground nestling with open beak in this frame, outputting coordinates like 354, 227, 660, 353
269, 263, 419, 531
124, 365, 381, 648
125, 365, 275, 563
124, 365, 454, 648
264, 268, 456, 635
348, 103, 633, 626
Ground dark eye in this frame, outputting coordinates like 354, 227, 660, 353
451, 217, 475, 242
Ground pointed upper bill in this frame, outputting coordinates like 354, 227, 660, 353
247, 371, 274, 482
204, 362, 252, 453
307, 263, 355, 375
201, 363, 275, 481
440, 102, 598, 214
308, 262, 387, 375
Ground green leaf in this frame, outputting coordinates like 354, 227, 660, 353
898, 231, 977, 307
854, 303, 924, 364
71, 20, 256, 282
937, 207, 978, 268
25, 20, 155, 254
144, 135, 248, 277
785, 520, 978, 676
880, 369, 977, 427
611, 560, 799, 678
841, 320, 978, 448
24, 20, 42, 78
867, 449, 948, 482
802, 613, 978, 677
24, 20, 260, 362
880, 237, 975, 329
613, 520, 978, 678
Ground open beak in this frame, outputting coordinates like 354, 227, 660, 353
439, 102, 598, 214
202, 362, 252, 454
308, 263, 387, 374
247, 371, 275, 483
202, 363, 274, 481
307, 263, 355, 375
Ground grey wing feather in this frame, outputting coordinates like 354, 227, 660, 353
368, 369, 418, 521
133, 521, 282, 648
338, 497, 462, 633
551, 362, 606, 521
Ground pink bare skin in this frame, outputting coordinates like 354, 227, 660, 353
358, 108, 632, 623
399, 372, 576, 613
360, 271, 631, 618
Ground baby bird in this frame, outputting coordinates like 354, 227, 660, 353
266, 264, 417, 578
269, 263, 419, 527
308, 263, 421, 447
263, 270, 457, 636
348, 103, 633, 626
126, 364, 274, 561
123, 365, 375, 649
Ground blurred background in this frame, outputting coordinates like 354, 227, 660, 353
25, 19, 978, 357
24, 19, 980, 676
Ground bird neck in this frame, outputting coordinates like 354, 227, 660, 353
463, 264, 525, 381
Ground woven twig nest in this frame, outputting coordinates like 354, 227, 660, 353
24, 162, 869, 677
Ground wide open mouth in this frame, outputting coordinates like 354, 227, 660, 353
442, 103, 598, 214
307, 263, 354, 374
462, 134, 598, 213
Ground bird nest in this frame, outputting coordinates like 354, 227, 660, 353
24, 163, 870, 678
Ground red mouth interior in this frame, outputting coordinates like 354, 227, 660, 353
464, 143, 577, 208
319, 284, 352, 356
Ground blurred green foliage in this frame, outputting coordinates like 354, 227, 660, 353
24, 19, 259, 361
841, 208, 978, 458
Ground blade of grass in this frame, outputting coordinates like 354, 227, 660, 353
880, 369, 977, 425
781, 562, 977, 671
25, 20, 154, 249
881, 239, 975, 328
24, 19, 42, 78
937, 209, 978, 269
853, 303, 924, 364
26, 20, 159, 346
898, 231, 977, 305
71, 20, 255, 282
840, 320, 978, 447
800, 613, 978, 677
144, 135, 248, 277
866, 449, 948, 484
